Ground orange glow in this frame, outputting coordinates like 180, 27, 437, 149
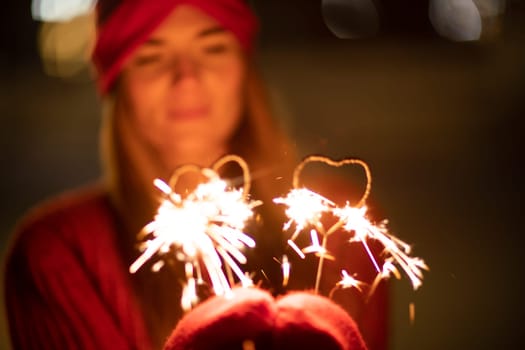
130, 156, 259, 310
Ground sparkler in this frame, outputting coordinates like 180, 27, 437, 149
274, 155, 428, 296
129, 155, 261, 310
130, 152, 427, 311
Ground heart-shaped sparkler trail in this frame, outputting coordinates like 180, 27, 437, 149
274, 155, 428, 296
292, 155, 372, 208
130, 155, 261, 311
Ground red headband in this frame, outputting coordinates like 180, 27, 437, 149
92, 0, 258, 94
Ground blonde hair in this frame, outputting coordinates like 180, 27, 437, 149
100, 60, 295, 228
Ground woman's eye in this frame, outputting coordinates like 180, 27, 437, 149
203, 44, 229, 54
134, 55, 162, 66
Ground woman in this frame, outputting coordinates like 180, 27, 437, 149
4, 1, 387, 349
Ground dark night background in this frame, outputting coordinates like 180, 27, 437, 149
1, 0, 524, 349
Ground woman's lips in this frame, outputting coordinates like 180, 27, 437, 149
167, 107, 209, 120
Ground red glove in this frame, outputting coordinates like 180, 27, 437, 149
164, 287, 368, 350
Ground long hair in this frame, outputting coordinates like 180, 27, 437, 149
99, 57, 297, 348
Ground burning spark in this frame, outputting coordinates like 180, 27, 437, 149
282, 255, 291, 287
302, 229, 335, 260
274, 155, 428, 295
337, 270, 365, 292
287, 239, 305, 259
274, 188, 333, 240
334, 204, 428, 290
302, 229, 322, 254
130, 156, 260, 310
328, 269, 366, 299
409, 302, 416, 325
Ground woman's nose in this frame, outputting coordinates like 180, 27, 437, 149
170, 55, 199, 84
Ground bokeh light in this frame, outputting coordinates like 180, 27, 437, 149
322, 0, 380, 39
32, 0, 96, 22
429, 0, 506, 41
38, 12, 96, 78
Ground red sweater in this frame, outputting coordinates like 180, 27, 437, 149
4, 183, 388, 350
4, 186, 152, 349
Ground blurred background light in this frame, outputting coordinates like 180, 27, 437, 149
38, 12, 96, 78
429, 0, 482, 41
32, 0, 97, 79
322, 0, 381, 38
429, 0, 506, 41
32, 0, 96, 22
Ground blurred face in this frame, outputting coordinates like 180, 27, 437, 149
117, 5, 245, 167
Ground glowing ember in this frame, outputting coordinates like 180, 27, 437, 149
281, 255, 291, 287
337, 270, 365, 292
409, 302, 416, 324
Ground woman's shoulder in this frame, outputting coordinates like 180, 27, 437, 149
5, 184, 116, 268
16, 183, 112, 232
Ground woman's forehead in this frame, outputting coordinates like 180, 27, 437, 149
149, 5, 226, 40
93, 0, 257, 92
